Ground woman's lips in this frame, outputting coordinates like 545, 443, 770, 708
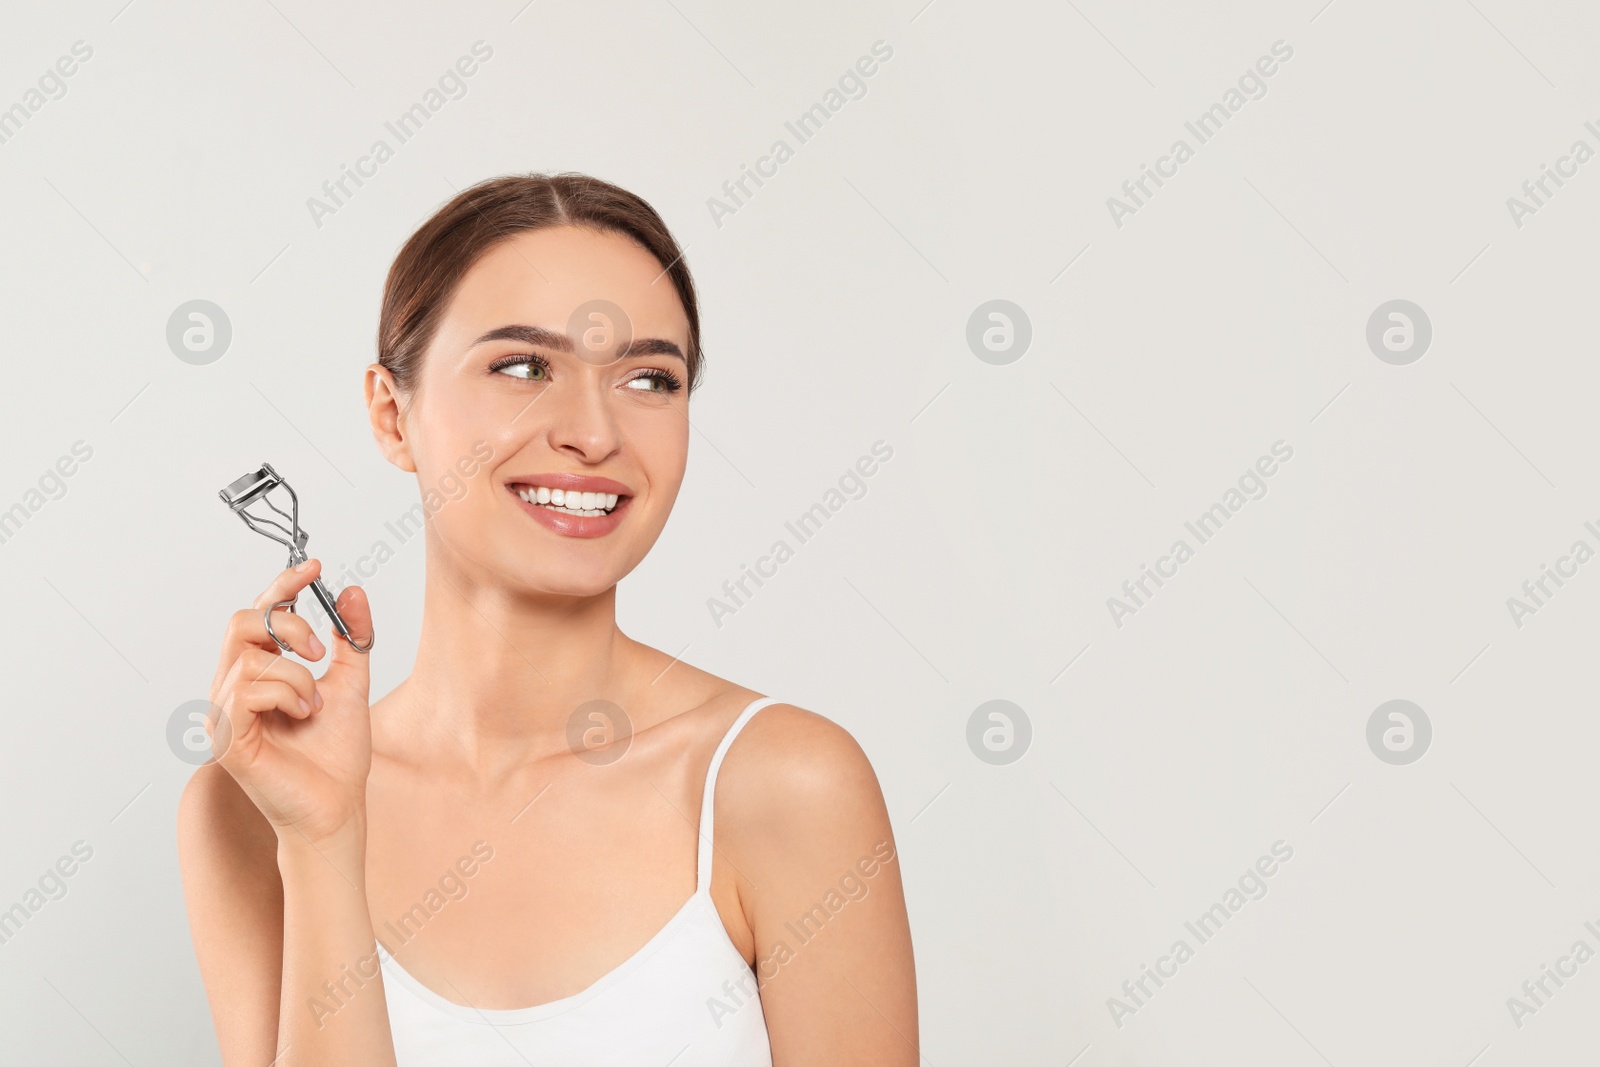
508, 485, 630, 538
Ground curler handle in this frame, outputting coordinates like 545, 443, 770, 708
307, 576, 374, 653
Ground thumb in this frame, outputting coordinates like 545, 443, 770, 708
321, 584, 373, 696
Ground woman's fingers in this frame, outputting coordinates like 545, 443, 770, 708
212, 561, 330, 690
216, 648, 322, 715
210, 674, 319, 772
225, 603, 325, 661
320, 584, 373, 699
250, 558, 324, 614
228, 677, 317, 722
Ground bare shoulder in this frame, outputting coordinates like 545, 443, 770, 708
714, 701, 892, 853
711, 700, 917, 1062
722, 701, 879, 792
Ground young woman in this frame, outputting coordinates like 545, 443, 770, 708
178, 174, 918, 1065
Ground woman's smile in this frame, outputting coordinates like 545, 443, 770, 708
505, 472, 634, 538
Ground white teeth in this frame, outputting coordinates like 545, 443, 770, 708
514, 484, 622, 517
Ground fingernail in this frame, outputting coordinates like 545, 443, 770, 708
295, 560, 314, 572
308, 632, 325, 658
299, 697, 312, 715
313, 690, 324, 710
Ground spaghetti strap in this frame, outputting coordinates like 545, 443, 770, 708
696, 696, 783, 893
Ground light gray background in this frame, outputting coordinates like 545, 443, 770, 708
1, 0, 1597, 1063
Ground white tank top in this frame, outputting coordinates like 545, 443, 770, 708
377, 696, 780, 1066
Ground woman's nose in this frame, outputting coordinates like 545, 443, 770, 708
545, 379, 622, 462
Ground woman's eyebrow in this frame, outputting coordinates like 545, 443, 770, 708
469, 323, 572, 350
617, 337, 685, 361
469, 323, 685, 362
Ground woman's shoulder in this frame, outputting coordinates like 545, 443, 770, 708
700, 689, 892, 853
669, 672, 875, 791
696, 689, 905, 976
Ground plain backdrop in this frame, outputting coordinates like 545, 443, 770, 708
3, 0, 1600, 1063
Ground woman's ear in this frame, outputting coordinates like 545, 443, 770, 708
365, 363, 417, 473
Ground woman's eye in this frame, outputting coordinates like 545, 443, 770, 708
494, 358, 549, 381
624, 371, 682, 394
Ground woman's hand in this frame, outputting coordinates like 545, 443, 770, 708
206, 559, 375, 849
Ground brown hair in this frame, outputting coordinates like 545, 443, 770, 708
378, 172, 702, 393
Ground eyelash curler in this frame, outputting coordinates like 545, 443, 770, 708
219, 462, 374, 654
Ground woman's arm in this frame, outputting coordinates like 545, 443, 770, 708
274, 817, 392, 1065
719, 706, 919, 1066
177, 561, 397, 1067
177, 763, 285, 1063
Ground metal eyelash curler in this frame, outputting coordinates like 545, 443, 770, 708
218, 462, 374, 654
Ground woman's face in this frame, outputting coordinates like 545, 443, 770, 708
378, 224, 693, 597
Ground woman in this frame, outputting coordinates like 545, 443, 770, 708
178, 173, 918, 1065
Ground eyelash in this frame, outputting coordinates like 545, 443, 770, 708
487, 354, 683, 395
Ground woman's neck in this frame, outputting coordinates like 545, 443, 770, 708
378, 545, 644, 776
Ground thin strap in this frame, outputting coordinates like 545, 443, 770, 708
696, 696, 783, 893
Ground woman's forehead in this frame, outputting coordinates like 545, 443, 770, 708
448, 227, 690, 336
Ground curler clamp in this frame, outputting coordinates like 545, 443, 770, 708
218, 462, 374, 653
